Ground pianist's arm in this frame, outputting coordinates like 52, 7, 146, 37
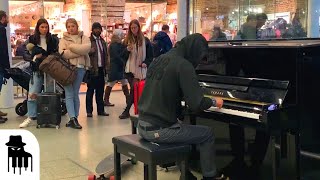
179, 61, 213, 112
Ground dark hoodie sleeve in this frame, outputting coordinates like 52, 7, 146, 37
178, 61, 213, 112
143, 37, 154, 67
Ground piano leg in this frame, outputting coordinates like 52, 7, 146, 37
295, 133, 301, 180
271, 136, 277, 180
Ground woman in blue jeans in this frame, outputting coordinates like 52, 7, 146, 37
59, 18, 91, 129
19, 18, 59, 128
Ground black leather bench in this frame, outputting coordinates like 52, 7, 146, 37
112, 134, 190, 180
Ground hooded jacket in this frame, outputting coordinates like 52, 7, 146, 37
153, 31, 173, 56
0, 23, 10, 72
59, 31, 91, 68
138, 33, 214, 127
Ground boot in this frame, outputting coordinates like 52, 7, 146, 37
66, 117, 82, 129
119, 85, 131, 119
119, 109, 130, 119
0, 110, 7, 116
122, 85, 130, 105
104, 86, 115, 106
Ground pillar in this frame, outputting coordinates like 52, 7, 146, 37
177, 0, 188, 41
0, 0, 14, 108
307, 0, 320, 37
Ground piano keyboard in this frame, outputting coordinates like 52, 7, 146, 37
205, 106, 260, 120
181, 101, 260, 120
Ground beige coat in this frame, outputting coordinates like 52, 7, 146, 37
59, 31, 91, 68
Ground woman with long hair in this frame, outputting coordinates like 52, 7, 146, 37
19, 18, 59, 128
119, 19, 153, 119
59, 18, 91, 129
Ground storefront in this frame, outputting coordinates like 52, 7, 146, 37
188, 0, 311, 40
8, 0, 178, 43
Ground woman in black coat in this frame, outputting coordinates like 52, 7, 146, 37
104, 29, 129, 107
19, 18, 59, 128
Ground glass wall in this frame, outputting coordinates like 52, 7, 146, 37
189, 0, 308, 40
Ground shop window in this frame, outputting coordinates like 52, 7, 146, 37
189, 0, 308, 41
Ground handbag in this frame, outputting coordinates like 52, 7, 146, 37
133, 67, 147, 115
39, 52, 77, 86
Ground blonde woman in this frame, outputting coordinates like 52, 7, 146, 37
119, 19, 153, 119
59, 18, 91, 129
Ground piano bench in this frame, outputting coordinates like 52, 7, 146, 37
130, 115, 139, 134
112, 134, 190, 180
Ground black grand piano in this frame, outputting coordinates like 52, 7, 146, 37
186, 39, 320, 179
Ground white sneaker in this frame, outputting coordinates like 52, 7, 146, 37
19, 117, 33, 128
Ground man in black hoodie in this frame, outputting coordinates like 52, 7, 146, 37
0, 10, 10, 123
138, 34, 227, 180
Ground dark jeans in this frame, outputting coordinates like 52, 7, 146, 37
86, 68, 105, 114
229, 124, 270, 167
138, 120, 217, 177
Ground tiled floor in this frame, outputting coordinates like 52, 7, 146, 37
1, 91, 320, 180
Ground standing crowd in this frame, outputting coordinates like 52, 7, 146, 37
0, 10, 174, 128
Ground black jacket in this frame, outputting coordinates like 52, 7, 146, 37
108, 42, 127, 81
138, 33, 213, 127
153, 31, 173, 57
0, 23, 10, 72
23, 34, 59, 71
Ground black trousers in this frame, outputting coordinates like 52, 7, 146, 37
124, 72, 138, 112
229, 123, 270, 167
86, 67, 105, 114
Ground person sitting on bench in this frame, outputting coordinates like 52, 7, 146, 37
137, 33, 228, 180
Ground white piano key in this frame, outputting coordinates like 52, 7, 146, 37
205, 106, 260, 119
181, 101, 260, 120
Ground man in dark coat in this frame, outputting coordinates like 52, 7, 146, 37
86, 22, 109, 117
137, 34, 228, 180
153, 24, 173, 58
0, 10, 10, 123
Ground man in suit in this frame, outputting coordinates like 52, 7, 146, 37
86, 22, 109, 117
0, 10, 10, 123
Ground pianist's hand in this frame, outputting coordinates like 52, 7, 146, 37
214, 97, 223, 109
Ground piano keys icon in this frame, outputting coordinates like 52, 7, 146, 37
5, 135, 33, 175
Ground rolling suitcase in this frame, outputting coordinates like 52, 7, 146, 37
36, 74, 62, 129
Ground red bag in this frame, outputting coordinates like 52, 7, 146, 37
133, 80, 145, 115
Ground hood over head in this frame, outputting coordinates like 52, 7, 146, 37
173, 33, 208, 67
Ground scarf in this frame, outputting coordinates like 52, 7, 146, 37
125, 37, 146, 80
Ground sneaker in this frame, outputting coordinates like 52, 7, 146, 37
19, 117, 33, 128
0, 110, 7, 116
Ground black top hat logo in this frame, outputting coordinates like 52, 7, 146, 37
6, 135, 26, 147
